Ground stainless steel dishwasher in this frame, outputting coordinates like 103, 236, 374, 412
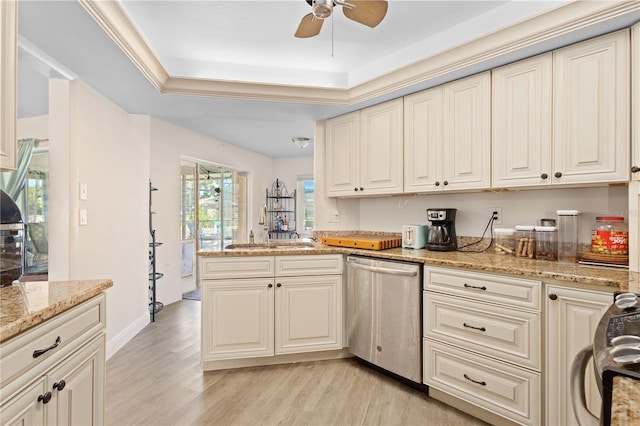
346, 255, 422, 384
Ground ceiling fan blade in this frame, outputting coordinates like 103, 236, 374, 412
343, 0, 388, 28
295, 13, 324, 38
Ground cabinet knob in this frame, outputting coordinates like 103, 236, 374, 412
354, 187, 359, 192
443, 181, 449, 186
541, 173, 548, 179
38, 392, 52, 404
359, 187, 364, 191
277, 283, 282, 288
549, 293, 558, 301
268, 283, 273, 288
53, 380, 66, 392
435, 181, 440, 187
554, 172, 563, 178
632, 166, 640, 173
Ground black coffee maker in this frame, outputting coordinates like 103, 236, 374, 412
426, 208, 457, 251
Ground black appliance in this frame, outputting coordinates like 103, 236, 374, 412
571, 292, 640, 426
1, 189, 24, 286
426, 208, 457, 252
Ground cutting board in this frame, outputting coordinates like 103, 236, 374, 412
321, 234, 402, 250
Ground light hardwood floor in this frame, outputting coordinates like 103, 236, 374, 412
106, 300, 487, 426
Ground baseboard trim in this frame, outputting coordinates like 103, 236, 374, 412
202, 348, 352, 371
106, 311, 149, 360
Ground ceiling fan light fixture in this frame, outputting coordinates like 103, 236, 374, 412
312, 0, 333, 19
292, 137, 311, 148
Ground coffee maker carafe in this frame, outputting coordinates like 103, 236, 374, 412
426, 208, 457, 251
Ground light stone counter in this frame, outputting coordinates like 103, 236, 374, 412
0, 279, 113, 343
198, 240, 638, 293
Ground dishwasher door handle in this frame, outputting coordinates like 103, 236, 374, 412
347, 259, 418, 277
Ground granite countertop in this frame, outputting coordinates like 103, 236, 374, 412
197, 238, 638, 293
0, 279, 113, 343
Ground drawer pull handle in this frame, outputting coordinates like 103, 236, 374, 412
463, 283, 487, 291
38, 392, 52, 404
53, 380, 66, 391
463, 323, 486, 332
463, 374, 486, 386
33, 336, 62, 358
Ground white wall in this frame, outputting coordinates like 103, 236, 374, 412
314, 120, 630, 247
17, 115, 48, 140
149, 117, 276, 305
272, 155, 313, 193
47, 79, 150, 359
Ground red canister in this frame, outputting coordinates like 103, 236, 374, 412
591, 216, 628, 255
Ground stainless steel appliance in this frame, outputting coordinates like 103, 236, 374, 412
1, 189, 24, 286
571, 292, 640, 425
402, 224, 427, 249
426, 208, 457, 251
346, 255, 422, 384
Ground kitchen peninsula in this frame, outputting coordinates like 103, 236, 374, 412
0, 279, 112, 425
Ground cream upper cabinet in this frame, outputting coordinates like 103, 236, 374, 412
326, 99, 403, 197
553, 29, 630, 185
492, 53, 552, 188
404, 72, 490, 192
545, 285, 611, 426
325, 111, 360, 196
632, 23, 640, 181
403, 87, 442, 192
0, 0, 17, 171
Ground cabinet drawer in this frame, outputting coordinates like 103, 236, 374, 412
424, 339, 541, 426
0, 294, 105, 391
424, 292, 540, 369
201, 256, 275, 279
275, 255, 343, 276
424, 266, 541, 310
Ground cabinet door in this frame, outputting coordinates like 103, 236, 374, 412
492, 53, 552, 188
47, 336, 105, 426
0, 377, 47, 426
360, 98, 404, 195
632, 23, 640, 181
403, 87, 442, 192
545, 285, 611, 426
553, 29, 630, 185
201, 279, 274, 361
442, 72, 491, 190
0, 0, 17, 171
326, 111, 360, 197
275, 275, 342, 354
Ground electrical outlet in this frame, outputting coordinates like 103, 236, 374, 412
490, 207, 502, 225
328, 209, 340, 223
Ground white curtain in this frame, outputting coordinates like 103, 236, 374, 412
0, 138, 36, 201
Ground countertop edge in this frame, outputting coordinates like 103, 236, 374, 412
0, 279, 114, 343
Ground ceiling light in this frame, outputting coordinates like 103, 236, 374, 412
312, 0, 333, 19
292, 137, 311, 148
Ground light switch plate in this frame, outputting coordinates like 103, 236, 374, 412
80, 183, 88, 200
79, 208, 87, 226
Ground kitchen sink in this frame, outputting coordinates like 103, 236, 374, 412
224, 242, 316, 250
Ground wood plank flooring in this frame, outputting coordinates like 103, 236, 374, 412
106, 300, 487, 426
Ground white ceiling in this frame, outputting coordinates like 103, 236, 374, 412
16, 1, 640, 158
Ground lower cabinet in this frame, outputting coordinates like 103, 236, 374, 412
0, 295, 106, 426
545, 285, 611, 426
423, 266, 542, 425
201, 255, 344, 364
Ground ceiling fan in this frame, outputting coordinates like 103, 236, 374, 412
295, 0, 388, 38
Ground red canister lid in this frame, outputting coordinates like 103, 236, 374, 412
595, 216, 624, 222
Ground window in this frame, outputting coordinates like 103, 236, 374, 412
296, 176, 314, 237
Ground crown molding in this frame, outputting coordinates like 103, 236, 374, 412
80, 0, 640, 106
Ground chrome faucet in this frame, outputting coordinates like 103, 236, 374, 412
258, 205, 268, 243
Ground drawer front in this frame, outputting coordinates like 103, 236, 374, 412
201, 256, 275, 279
0, 294, 105, 391
424, 292, 540, 369
424, 338, 541, 426
275, 255, 343, 276
425, 266, 541, 310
